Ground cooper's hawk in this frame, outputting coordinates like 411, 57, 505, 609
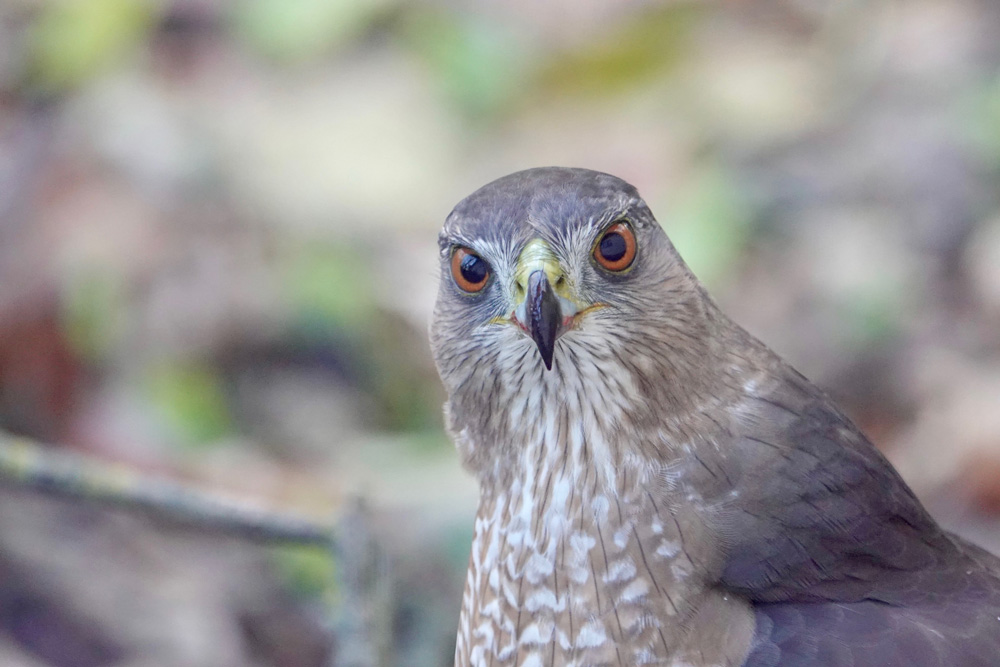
430, 167, 1000, 666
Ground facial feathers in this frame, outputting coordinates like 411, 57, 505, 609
431, 168, 1000, 667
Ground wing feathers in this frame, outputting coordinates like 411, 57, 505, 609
712, 368, 1000, 666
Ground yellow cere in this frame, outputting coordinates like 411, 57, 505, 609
514, 239, 576, 304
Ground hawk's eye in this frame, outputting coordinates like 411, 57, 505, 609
594, 222, 636, 272
451, 247, 491, 293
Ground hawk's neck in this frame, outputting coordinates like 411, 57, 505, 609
452, 360, 758, 666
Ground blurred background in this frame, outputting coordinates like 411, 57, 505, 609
1, 0, 1000, 665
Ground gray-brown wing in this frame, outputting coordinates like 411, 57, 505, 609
706, 368, 1000, 665
744, 596, 1000, 667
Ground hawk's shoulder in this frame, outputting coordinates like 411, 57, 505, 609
704, 364, 1000, 665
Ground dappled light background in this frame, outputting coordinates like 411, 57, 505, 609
1, 0, 1000, 664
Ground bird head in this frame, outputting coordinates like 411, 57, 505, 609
431, 168, 717, 414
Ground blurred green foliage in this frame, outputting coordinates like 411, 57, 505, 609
281, 242, 441, 432
964, 73, 1000, 168
63, 268, 128, 363
145, 362, 234, 447
364, 313, 442, 433
404, 9, 528, 119
28, 0, 158, 90
839, 290, 904, 347
232, 0, 392, 63
662, 163, 752, 288
282, 243, 374, 339
274, 543, 337, 602
537, 5, 699, 97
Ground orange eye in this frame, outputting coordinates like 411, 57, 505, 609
593, 222, 636, 272
451, 247, 491, 293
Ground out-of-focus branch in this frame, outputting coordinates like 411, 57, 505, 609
0, 434, 334, 547
335, 500, 394, 667
0, 434, 402, 667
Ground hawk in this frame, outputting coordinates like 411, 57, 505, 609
429, 167, 1000, 666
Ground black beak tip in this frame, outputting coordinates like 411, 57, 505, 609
526, 270, 561, 372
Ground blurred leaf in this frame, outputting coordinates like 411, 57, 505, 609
232, 0, 391, 63
28, 0, 157, 90
364, 311, 442, 432
961, 73, 1000, 166
403, 9, 528, 118
536, 4, 701, 97
282, 244, 374, 339
399, 430, 450, 454
281, 244, 444, 432
62, 268, 126, 362
274, 544, 337, 601
145, 362, 232, 447
662, 164, 752, 288
838, 289, 904, 347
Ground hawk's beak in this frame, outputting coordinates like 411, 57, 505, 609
525, 270, 560, 370
512, 239, 578, 371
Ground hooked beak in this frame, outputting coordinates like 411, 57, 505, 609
510, 239, 582, 371
525, 270, 561, 370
